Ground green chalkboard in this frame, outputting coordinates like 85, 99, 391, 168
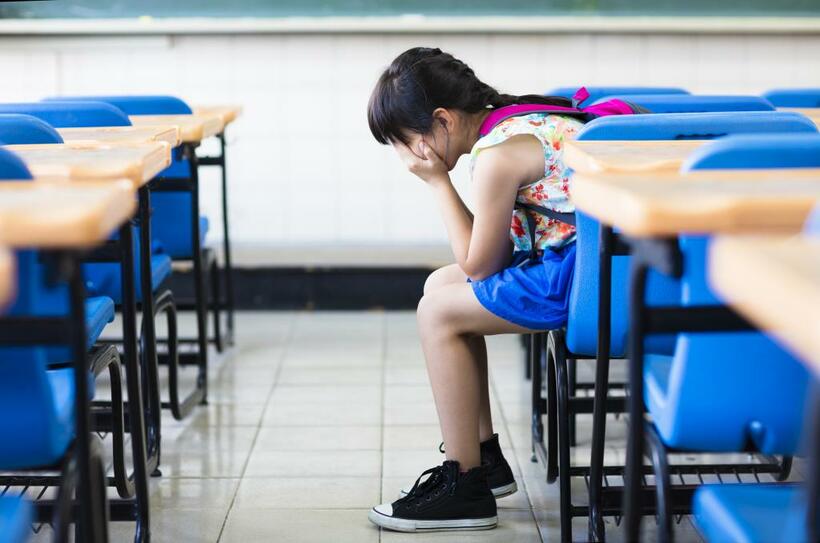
1, 0, 819, 18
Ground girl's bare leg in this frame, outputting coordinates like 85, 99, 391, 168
423, 265, 495, 444
417, 280, 536, 470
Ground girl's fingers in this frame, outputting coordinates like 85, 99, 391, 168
393, 141, 421, 166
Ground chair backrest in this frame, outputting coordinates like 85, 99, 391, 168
763, 88, 820, 108
546, 86, 689, 104
564, 212, 679, 357
682, 133, 820, 171
0, 249, 74, 468
577, 111, 818, 140
44, 94, 192, 115
592, 94, 775, 113
0, 147, 34, 179
0, 148, 75, 467
0, 114, 63, 144
0, 101, 131, 128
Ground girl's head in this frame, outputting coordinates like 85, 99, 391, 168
367, 47, 571, 169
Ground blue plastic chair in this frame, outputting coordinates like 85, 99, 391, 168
592, 94, 775, 113
763, 89, 820, 108
683, 133, 820, 171
0, 114, 64, 144
636, 135, 820, 541
546, 86, 689, 104
691, 208, 820, 543
0, 147, 34, 179
0, 149, 112, 540
43, 95, 193, 115
693, 484, 809, 543
0, 152, 107, 467
565, 211, 678, 357
0, 495, 32, 543
578, 111, 818, 140
0, 101, 130, 128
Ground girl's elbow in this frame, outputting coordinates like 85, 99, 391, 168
463, 263, 497, 282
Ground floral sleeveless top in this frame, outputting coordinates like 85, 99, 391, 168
470, 113, 583, 253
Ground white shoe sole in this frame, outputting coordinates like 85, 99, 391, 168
398, 481, 518, 500
490, 481, 518, 499
368, 509, 497, 533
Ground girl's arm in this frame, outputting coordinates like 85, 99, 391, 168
396, 136, 543, 281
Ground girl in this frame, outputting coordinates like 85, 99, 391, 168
366, 47, 582, 533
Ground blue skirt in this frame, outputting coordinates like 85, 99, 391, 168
470, 243, 576, 331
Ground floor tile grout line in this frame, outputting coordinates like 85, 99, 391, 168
215, 312, 297, 543
378, 311, 387, 543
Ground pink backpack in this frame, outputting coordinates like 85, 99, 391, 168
478, 86, 645, 137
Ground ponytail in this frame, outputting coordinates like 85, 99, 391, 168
368, 47, 571, 145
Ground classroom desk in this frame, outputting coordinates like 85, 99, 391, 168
193, 105, 242, 126
57, 125, 181, 147
0, 248, 13, 308
0, 180, 135, 247
777, 107, 820, 128
564, 140, 706, 174
571, 169, 820, 236
129, 113, 223, 143
4, 142, 170, 189
710, 235, 820, 374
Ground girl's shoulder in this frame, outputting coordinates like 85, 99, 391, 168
472, 113, 583, 156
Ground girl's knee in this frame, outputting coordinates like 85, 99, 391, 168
423, 266, 449, 296
423, 264, 465, 296
416, 291, 453, 332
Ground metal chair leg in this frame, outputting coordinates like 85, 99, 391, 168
552, 330, 573, 543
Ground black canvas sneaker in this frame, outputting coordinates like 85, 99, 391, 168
398, 434, 517, 499
369, 460, 497, 532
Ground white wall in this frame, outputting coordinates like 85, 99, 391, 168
1, 30, 819, 265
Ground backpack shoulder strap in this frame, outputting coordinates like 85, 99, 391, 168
515, 201, 576, 227
478, 104, 587, 137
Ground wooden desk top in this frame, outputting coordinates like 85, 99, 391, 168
571, 169, 820, 236
777, 107, 820, 127
57, 125, 181, 147
129, 113, 223, 143
192, 105, 242, 126
4, 142, 170, 188
710, 235, 820, 373
0, 248, 14, 309
0, 181, 136, 248
564, 140, 706, 174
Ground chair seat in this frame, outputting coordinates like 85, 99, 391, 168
0, 495, 32, 543
85, 253, 173, 304
693, 484, 809, 543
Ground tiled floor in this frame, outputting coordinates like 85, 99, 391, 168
28, 311, 716, 542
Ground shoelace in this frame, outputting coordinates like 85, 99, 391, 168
403, 463, 457, 507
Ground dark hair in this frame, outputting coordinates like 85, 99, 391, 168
367, 47, 572, 145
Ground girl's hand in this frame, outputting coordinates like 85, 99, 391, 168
393, 141, 450, 186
